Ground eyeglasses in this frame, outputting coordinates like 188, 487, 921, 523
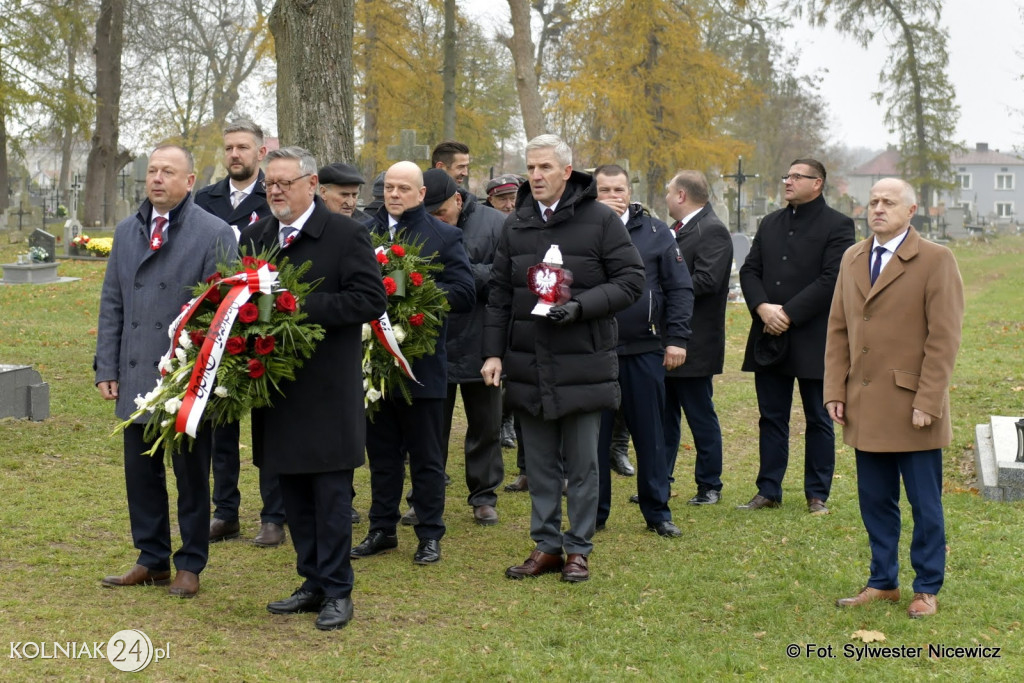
261, 174, 311, 191
781, 173, 820, 183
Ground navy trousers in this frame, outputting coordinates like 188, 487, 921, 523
664, 375, 724, 491
212, 419, 286, 524
278, 469, 355, 599
366, 397, 446, 541
123, 423, 211, 574
753, 373, 834, 502
855, 448, 945, 595
597, 352, 671, 527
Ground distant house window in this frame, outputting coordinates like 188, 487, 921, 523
957, 201, 972, 216
995, 202, 1014, 217
995, 173, 1014, 190
956, 173, 972, 190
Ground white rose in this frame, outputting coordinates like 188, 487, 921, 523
164, 397, 183, 414
361, 323, 372, 341
178, 330, 192, 349
392, 325, 406, 344
214, 386, 229, 398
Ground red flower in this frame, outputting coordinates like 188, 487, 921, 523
226, 336, 247, 355
409, 271, 424, 287
242, 255, 260, 269
267, 263, 277, 272
238, 302, 259, 323
207, 287, 222, 305
254, 335, 276, 355
205, 272, 221, 284
275, 291, 297, 313
189, 329, 206, 347
390, 244, 406, 257
383, 277, 397, 296
247, 358, 266, 378
376, 252, 390, 265
409, 313, 425, 327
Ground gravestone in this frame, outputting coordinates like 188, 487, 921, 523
386, 129, 430, 162
2, 228, 60, 283
731, 233, 752, 271
975, 415, 1024, 501
64, 218, 85, 256
0, 364, 50, 420
28, 228, 56, 263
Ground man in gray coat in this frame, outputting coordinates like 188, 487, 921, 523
96, 145, 235, 598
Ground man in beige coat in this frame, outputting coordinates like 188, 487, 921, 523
824, 178, 964, 618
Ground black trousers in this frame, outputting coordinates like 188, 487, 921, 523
212, 419, 286, 524
443, 382, 503, 507
123, 422, 212, 574
366, 397, 446, 541
278, 469, 354, 599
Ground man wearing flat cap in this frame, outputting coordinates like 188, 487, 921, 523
319, 162, 370, 223
485, 174, 523, 216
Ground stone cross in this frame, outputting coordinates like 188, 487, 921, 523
386, 130, 430, 162
69, 175, 82, 219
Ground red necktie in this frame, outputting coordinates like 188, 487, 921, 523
151, 217, 167, 251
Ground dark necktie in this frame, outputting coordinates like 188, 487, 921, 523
151, 216, 167, 251
870, 245, 886, 285
543, 208, 553, 222
280, 226, 299, 249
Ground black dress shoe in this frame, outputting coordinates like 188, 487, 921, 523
267, 588, 325, 614
687, 489, 721, 505
351, 508, 362, 524
351, 529, 398, 558
209, 518, 240, 542
413, 539, 441, 565
504, 474, 528, 492
647, 521, 682, 538
736, 494, 781, 510
316, 597, 353, 631
610, 451, 636, 477
628, 494, 639, 504
500, 418, 516, 448
400, 507, 419, 526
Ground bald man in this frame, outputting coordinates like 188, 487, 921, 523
352, 161, 475, 566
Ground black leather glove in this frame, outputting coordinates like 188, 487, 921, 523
546, 300, 581, 325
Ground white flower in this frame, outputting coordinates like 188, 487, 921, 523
362, 379, 369, 391
361, 323, 372, 341
161, 419, 171, 428
392, 325, 406, 344
366, 388, 382, 403
174, 347, 187, 364
134, 394, 148, 410
158, 355, 174, 373
178, 330, 192, 349
164, 397, 183, 414
214, 386, 229, 398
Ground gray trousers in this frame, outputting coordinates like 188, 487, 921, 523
517, 410, 601, 556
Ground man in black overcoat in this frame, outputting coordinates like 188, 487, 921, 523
241, 147, 387, 631
738, 158, 855, 513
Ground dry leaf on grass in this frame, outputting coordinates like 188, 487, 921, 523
850, 629, 886, 643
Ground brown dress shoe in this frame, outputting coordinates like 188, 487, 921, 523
168, 570, 199, 598
504, 474, 528, 492
101, 564, 171, 588
908, 592, 937, 618
209, 518, 240, 542
473, 505, 499, 526
505, 550, 563, 579
561, 554, 589, 582
252, 522, 286, 547
807, 498, 829, 515
835, 586, 901, 608
736, 494, 781, 510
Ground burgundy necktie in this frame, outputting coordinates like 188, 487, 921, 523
151, 216, 167, 251
543, 208, 553, 222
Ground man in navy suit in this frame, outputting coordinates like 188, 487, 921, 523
194, 120, 283, 547
351, 161, 475, 566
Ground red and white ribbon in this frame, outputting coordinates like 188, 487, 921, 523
162, 263, 279, 437
372, 245, 418, 383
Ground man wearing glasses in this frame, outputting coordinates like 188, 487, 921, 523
737, 158, 855, 514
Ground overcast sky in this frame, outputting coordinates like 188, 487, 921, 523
463, 0, 1024, 154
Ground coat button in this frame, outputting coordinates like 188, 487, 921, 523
782, 255, 788, 261
862, 379, 869, 386
129, 360, 137, 368
863, 315, 870, 321
861, 347, 869, 353
159, 282, 167, 289
134, 282, 142, 290
131, 321, 139, 329
154, 322, 162, 330
775, 281, 782, 286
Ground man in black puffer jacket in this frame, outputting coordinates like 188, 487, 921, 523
482, 135, 644, 583
592, 165, 693, 538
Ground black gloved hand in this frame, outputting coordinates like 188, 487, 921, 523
546, 300, 581, 325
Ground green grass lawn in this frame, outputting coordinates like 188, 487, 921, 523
1, 235, 1022, 681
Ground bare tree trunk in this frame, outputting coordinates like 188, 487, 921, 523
442, 0, 457, 139
0, 103, 8, 213
85, 0, 125, 226
505, 0, 546, 139
360, 0, 379, 200
269, 0, 355, 163
60, 41, 77, 206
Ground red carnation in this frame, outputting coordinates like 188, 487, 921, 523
376, 252, 390, 265
383, 277, 397, 296
205, 272, 221, 284
268, 263, 277, 272
238, 302, 259, 323
254, 335, 276, 355
409, 271, 424, 287
189, 329, 206, 347
226, 336, 247, 355
247, 358, 266, 378
390, 244, 406, 257
275, 291, 297, 313
242, 255, 260, 269
207, 287, 222, 305
409, 313, 425, 327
